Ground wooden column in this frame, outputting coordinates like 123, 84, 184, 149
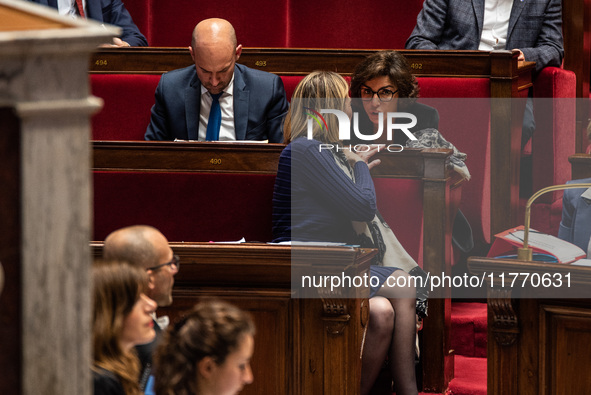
489, 50, 530, 237
562, 0, 591, 152
0, 2, 116, 394
421, 150, 455, 392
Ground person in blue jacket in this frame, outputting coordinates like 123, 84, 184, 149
558, 178, 591, 256
144, 18, 288, 143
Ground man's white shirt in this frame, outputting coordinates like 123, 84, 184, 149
198, 76, 236, 141
479, 0, 514, 50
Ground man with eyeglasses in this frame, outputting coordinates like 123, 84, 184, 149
103, 225, 179, 390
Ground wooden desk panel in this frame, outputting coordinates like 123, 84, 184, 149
468, 257, 591, 395
569, 153, 591, 180
92, 141, 284, 174
92, 243, 374, 395
90, 47, 530, 80
92, 141, 450, 178
562, 0, 591, 151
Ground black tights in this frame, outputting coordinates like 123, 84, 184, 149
361, 271, 418, 395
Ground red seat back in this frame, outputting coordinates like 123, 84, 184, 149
91, 74, 160, 140
416, 77, 492, 243
374, 178, 424, 266
93, 171, 276, 242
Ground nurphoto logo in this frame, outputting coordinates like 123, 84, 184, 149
306, 108, 418, 153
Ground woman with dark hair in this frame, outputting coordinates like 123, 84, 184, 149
92, 260, 157, 395
349, 50, 439, 145
152, 300, 255, 395
273, 70, 419, 395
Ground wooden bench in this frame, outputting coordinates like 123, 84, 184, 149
468, 256, 591, 395
89, 48, 548, 247
469, 153, 591, 394
92, 142, 461, 392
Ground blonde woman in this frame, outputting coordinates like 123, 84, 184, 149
92, 261, 157, 395
272, 71, 419, 395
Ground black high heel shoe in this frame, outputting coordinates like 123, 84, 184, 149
408, 266, 429, 319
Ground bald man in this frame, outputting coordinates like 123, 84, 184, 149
103, 225, 178, 389
145, 18, 289, 143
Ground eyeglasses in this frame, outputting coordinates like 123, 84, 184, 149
146, 254, 180, 272
360, 86, 399, 102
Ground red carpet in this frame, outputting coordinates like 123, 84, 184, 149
404, 302, 488, 395
420, 302, 487, 394
450, 302, 487, 358
446, 303, 487, 395
447, 356, 487, 395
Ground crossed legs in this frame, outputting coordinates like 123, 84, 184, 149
361, 270, 418, 395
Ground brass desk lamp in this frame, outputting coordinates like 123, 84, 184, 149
517, 183, 591, 261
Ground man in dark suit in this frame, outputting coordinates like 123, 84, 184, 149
405, 0, 563, 74
144, 18, 289, 143
27, 0, 147, 46
406, 0, 563, 149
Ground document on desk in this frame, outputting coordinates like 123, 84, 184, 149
174, 139, 268, 143
491, 226, 587, 264
267, 241, 358, 247
572, 259, 591, 267
211, 237, 246, 244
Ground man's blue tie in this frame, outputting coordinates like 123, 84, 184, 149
205, 93, 222, 141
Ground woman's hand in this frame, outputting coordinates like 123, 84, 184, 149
343, 144, 384, 170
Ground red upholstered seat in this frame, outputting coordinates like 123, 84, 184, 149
281, 76, 304, 102
520, 67, 577, 235
90, 74, 323, 140
91, 74, 160, 140
531, 67, 577, 198
416, 77, 492, 244
93, 171, 276, 242
286, 0, 422, 49
415, 70, 576, 242
373, 178, 424, 266
121, 0, 420, 48
145, 0, 287, 47
93, 171, 428, 259
282, 76, 350, 102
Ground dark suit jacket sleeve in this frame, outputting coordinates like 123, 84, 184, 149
558, 187, 576, 244
405, 0, 449, 49
558, 178, 591, 251
265, 75, 289, 143
99, 0, 148, 46
145, 75, 172, 140
515, 0, 563, 72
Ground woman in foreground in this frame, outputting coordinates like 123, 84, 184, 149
92, 260, 157, 395
153, 300, 255, 395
